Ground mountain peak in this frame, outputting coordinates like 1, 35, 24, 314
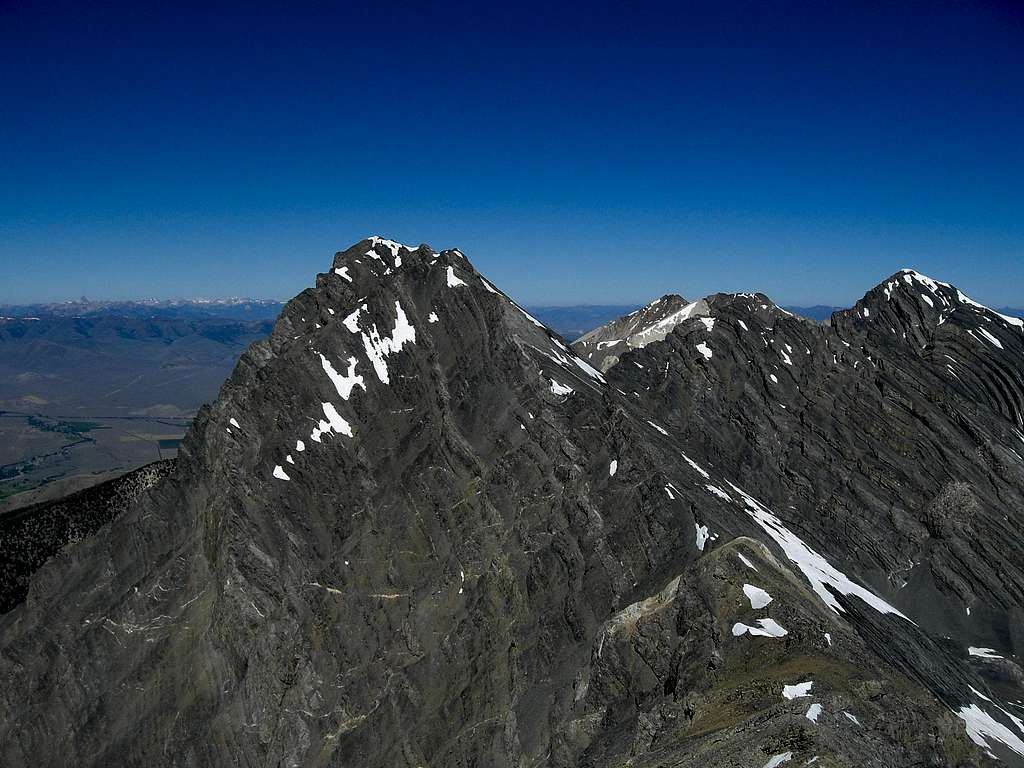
223, 237, 610, 485
330, 236, 438, 277
573, 293, 710, 371
572, 291, 808, 373
5, 243, 1024, 767
843, 269, 1024, 346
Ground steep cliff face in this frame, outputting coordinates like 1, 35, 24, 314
1, 243, 1022, 767
0, 460, 173, 614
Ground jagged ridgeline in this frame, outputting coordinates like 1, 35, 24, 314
2, 238, 1023, 767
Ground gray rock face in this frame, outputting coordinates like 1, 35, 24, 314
573, 294, 708, 372
1, 246, 1022, 767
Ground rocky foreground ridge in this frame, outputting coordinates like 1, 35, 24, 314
1, 238, 1023, 767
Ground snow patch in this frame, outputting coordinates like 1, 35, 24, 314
446, 266, 467, 287
543, 340, 607, 383
727, 482, 913, 621
367, 236, 407, 258
783, 681, 813, 700
957, 703, 1024, 758
733, 618, 788, 638
360, 301, 416, 384
977, 328, 1004, 349
680, 451, 710, 479
743, 583, 773, 609
625, 300, 706, 349
761, 752, 792, 768
311, 402, 353, 442
320, 354, 366, 400
342, 307, 363, 333
550, 379, 573, 396
968, 647, 1003, 659
705, 484, 732, 501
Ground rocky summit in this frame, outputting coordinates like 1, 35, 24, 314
573, 293, 709, 373
2, 240, 1023, 767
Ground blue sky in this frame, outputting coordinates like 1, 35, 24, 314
2, 1, 1022, 307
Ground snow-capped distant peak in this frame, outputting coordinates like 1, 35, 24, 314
572, 294, 712, 371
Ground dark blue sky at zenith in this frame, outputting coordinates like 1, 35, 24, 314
1, 1, 1022, 307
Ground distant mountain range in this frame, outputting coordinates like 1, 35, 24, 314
2, 298, 1018, 332
523, 305, 640, 339
783, 305, 846, 321
0, 297, 285, 321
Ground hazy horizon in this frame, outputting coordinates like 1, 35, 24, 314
2, 261, 1022, 313
2, 274, 1023, 313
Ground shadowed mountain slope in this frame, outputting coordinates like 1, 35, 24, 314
2, 244, 1022, 767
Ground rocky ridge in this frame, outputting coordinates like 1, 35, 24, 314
1, 242, 1022, 767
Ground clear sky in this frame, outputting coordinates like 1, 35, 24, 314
2, 1, 1022, 307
